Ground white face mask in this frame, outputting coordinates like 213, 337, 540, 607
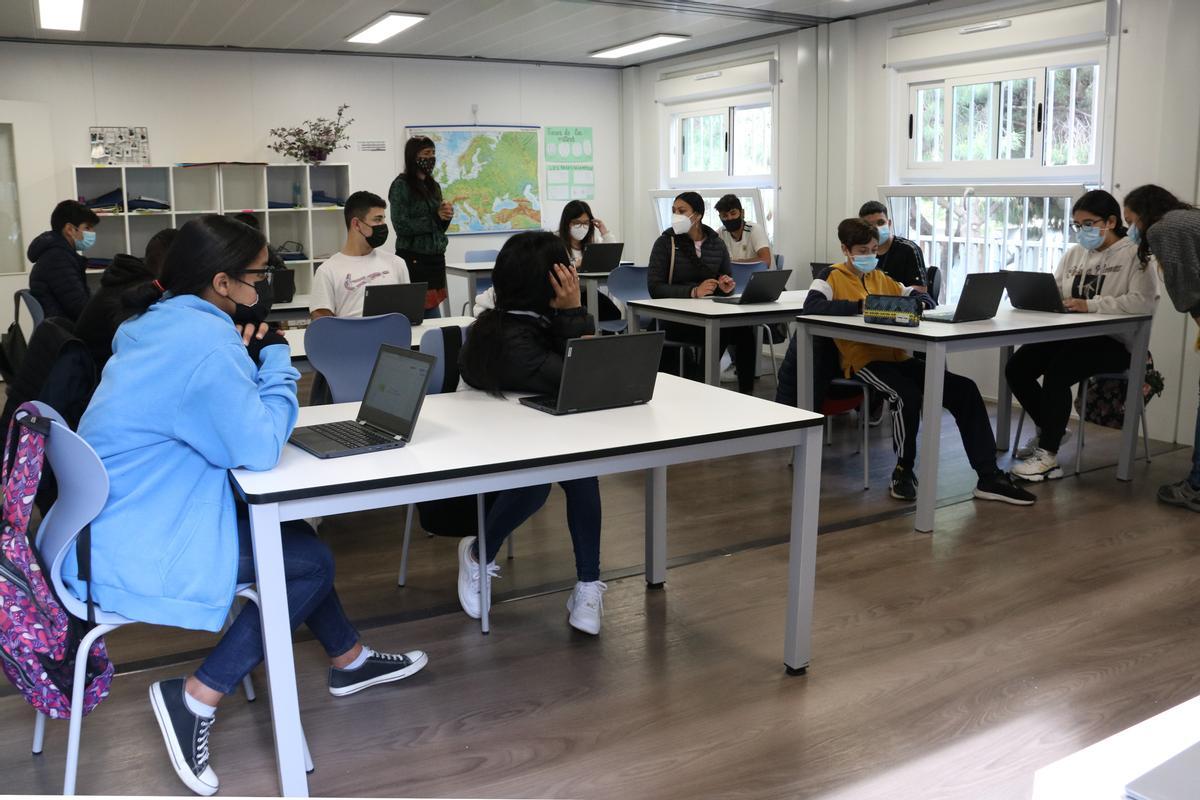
569, 223, 590, 242
671, 213, 692, 236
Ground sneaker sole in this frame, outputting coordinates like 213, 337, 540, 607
148, 683, 219, 797
1012, 466, 1063, 483
329, 651, 429, 697
889, 488, 916, 502
457, 537, 482, 620
972, 488, 1036, 506
566, 597, 601, 636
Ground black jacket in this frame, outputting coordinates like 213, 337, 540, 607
459, 308, 595, 396
647, 225, 733, 299
74, 253, 155, 368
27, 230, 91, 322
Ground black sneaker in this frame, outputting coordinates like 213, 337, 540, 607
149, 678, 219, 796
973, 472, 1036, 506
328, 648, 428, 697
890, 466, 918, 501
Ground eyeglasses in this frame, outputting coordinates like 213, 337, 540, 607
1068, 219, 1107, 232
240, 267, 276, 287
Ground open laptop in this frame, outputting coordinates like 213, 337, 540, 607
712, 269, 793, 305
519, 331, 665, 415
922, 272, 1007, 323
1126, 740, 1200, 800
362, 282, 428, 325
1006, 271, 1070, 313
289, 344, 435, 458
579, 241, 624, 274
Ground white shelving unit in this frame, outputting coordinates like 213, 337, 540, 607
73, 162, 352, 298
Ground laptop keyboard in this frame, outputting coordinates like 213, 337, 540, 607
308, 421, 395, 448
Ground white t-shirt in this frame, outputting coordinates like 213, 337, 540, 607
310, 249, 410, 317
719, 221, 770, 263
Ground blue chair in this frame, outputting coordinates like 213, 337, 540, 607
774, 254, 785, 270
727, 260, 784, 377
462, 249, 498, 315
16, 289, 45, 330
27, 402, 311, 793
305, 314, 412, 404
604, 264, 697, 372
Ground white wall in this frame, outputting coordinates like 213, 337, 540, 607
0, 41, 622, 309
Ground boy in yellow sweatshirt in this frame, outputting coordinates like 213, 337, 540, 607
802, 218, 1035, 507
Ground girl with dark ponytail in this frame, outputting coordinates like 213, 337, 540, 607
66, 214, 428, 795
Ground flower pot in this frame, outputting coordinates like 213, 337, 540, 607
305, 148, 330, 164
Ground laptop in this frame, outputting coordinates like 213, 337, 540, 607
1126, 740, 1200, 800
579, 242, 624, 274
922, 272, 1007, 323
1006, 271, 1070, 313
712, 269, 793, 305
288, 344, 435, 458
519, 331, 665, 415
362, 282, 428, 325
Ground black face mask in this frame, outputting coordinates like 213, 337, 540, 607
415, 156, 436, 173
363, 223, 389, 249
231, 278, 273, 326
721, 217, 744, 233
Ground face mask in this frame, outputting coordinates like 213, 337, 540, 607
415, 156, 436, 173
851, 255, 878, 273
876, 225, 891, 245
363, 222, 389, 249
1077, 225, 1105, 251
721, 217, 743, 233
569, 223, 590, 242
671, 214, 692, 236
76, 230, 97, 252
231, 278, 273, 326
1128, 224, 1141, 245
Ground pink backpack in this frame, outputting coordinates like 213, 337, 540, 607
0, 404, 112, 719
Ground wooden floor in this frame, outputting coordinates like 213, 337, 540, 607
3, 374, 1199, 798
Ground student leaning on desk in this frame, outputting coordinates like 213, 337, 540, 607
63, 215, 428, 796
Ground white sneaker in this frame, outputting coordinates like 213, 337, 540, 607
720, 365, 738, 383
457, 536, 500, 619
566, 580, 607, 635
1011, 448, 1063, 482
1015, 428, 1071, 459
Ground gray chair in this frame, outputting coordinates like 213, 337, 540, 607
16, 289, 45, 330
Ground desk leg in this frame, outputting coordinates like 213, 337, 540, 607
476, 494, 490, 633
628, 308, 641, 334
585, 279, 599, 322
996, 345, 1013, 449
248, 503, 309, 797
915, 343, 947, 533
785, 426, 822, 675
465, 275, 478, 316
704, 322, 721, 386
795, 325, 813, 410
645, 467, 667, 588
1118, 320, 1152, 481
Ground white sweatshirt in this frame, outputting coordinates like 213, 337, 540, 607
1053, 236, 1159, 315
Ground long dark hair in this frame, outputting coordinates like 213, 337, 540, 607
1074, 188, 1130, 246
557, 200, 595, 250
124, 215, 265, 314
1124, 184, 1195, 265
460, 231, 569, 396
401, 136, 442, 201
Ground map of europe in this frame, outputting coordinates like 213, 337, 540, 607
407, 126, 542, 234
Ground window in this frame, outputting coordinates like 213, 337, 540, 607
670, 99, 773, 181
1046, 64, 1099, 167
732, 104, 771, 176
679, 112, 727, 175
0, 124, 20, 274
914, 86, 944, 163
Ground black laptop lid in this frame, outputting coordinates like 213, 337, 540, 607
1006, 271, 1065, 312
579, 242, 624, 274
357, 344, 437, 440
554, 331, 666, 413
954, 272, 1007, 320
740, 269, 792, 303
363, 282, 428, 324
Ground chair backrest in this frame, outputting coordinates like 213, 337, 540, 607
16, 289, 45, 331
464, 249, 499, 263
419, 324, 473, 394
305, 314, 413, 403
926, 266, 942, 304
605, 264, 650, 305
774, 254, 785, 270
729, 260, 768, 294
810, 262, 834, 280
29, 402, 110, 622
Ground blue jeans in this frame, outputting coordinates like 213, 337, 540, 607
1190, 379, 1200, 489
194, 514, 359, 695
473, 478, 602, 582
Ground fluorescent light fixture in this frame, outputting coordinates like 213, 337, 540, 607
959, 19, 1012, 35
591, 34, 690, 60
38, 0, 84, 31
346, 12, 425, 44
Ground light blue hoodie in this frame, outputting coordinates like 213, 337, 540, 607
64, 294, 299, 632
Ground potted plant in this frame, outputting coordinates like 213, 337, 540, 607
268, 104, 354, 164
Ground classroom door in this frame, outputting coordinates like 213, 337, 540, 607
0, 100, 56, 275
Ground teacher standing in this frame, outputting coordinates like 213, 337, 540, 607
389, 136, 454, 316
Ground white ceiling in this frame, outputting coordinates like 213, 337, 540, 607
0, 0, 923, 66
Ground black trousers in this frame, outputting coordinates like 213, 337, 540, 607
854, 359, 998, 477
662, 322, 757, 394
1005, 336, 1130, 453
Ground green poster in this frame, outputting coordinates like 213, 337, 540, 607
545, 126, 593, 163
546, 165, 595, 200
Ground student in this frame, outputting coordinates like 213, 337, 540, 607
389, 136, 453, 315
27, 199, 99, 322
859, 201, 928, 289
1123, 184, 1200, 511
458, 231, 607, 634
1008, 190, 1159, 481
310, 191, 410, 319
74, 227, 177, 368
805, 218, 1035, 506
715, 194, 772, 266
647, 191, 757, 394
63, 215, 427, 796
557, 199, 617, 268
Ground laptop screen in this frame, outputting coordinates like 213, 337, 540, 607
358, 345, 436, 439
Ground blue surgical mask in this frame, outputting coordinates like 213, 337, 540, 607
876, 225, 891, 245
76, 230, 97, 252
1076, 225, 1105, 251
852, 255, 878, 273
1128, 224, 1141, 245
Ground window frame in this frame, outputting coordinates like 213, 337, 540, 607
666, 91, 774, 188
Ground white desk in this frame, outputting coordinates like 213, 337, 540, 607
627, 291, 810, 385
445, 261, 494, 315
793, 305, 1153, 532
230, 374, 824, 796
281, 316, 474, 360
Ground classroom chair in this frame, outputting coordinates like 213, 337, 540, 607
1011, 371, 1151, 476
26, 402, 312, 794
604, 264, 698, 374
16, 289, 45, 330
774, 254, 785, 270
461, 249, 498, 315
926, 266, 943, 304
824, 379, 872, 490
305, 314, 412, 404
